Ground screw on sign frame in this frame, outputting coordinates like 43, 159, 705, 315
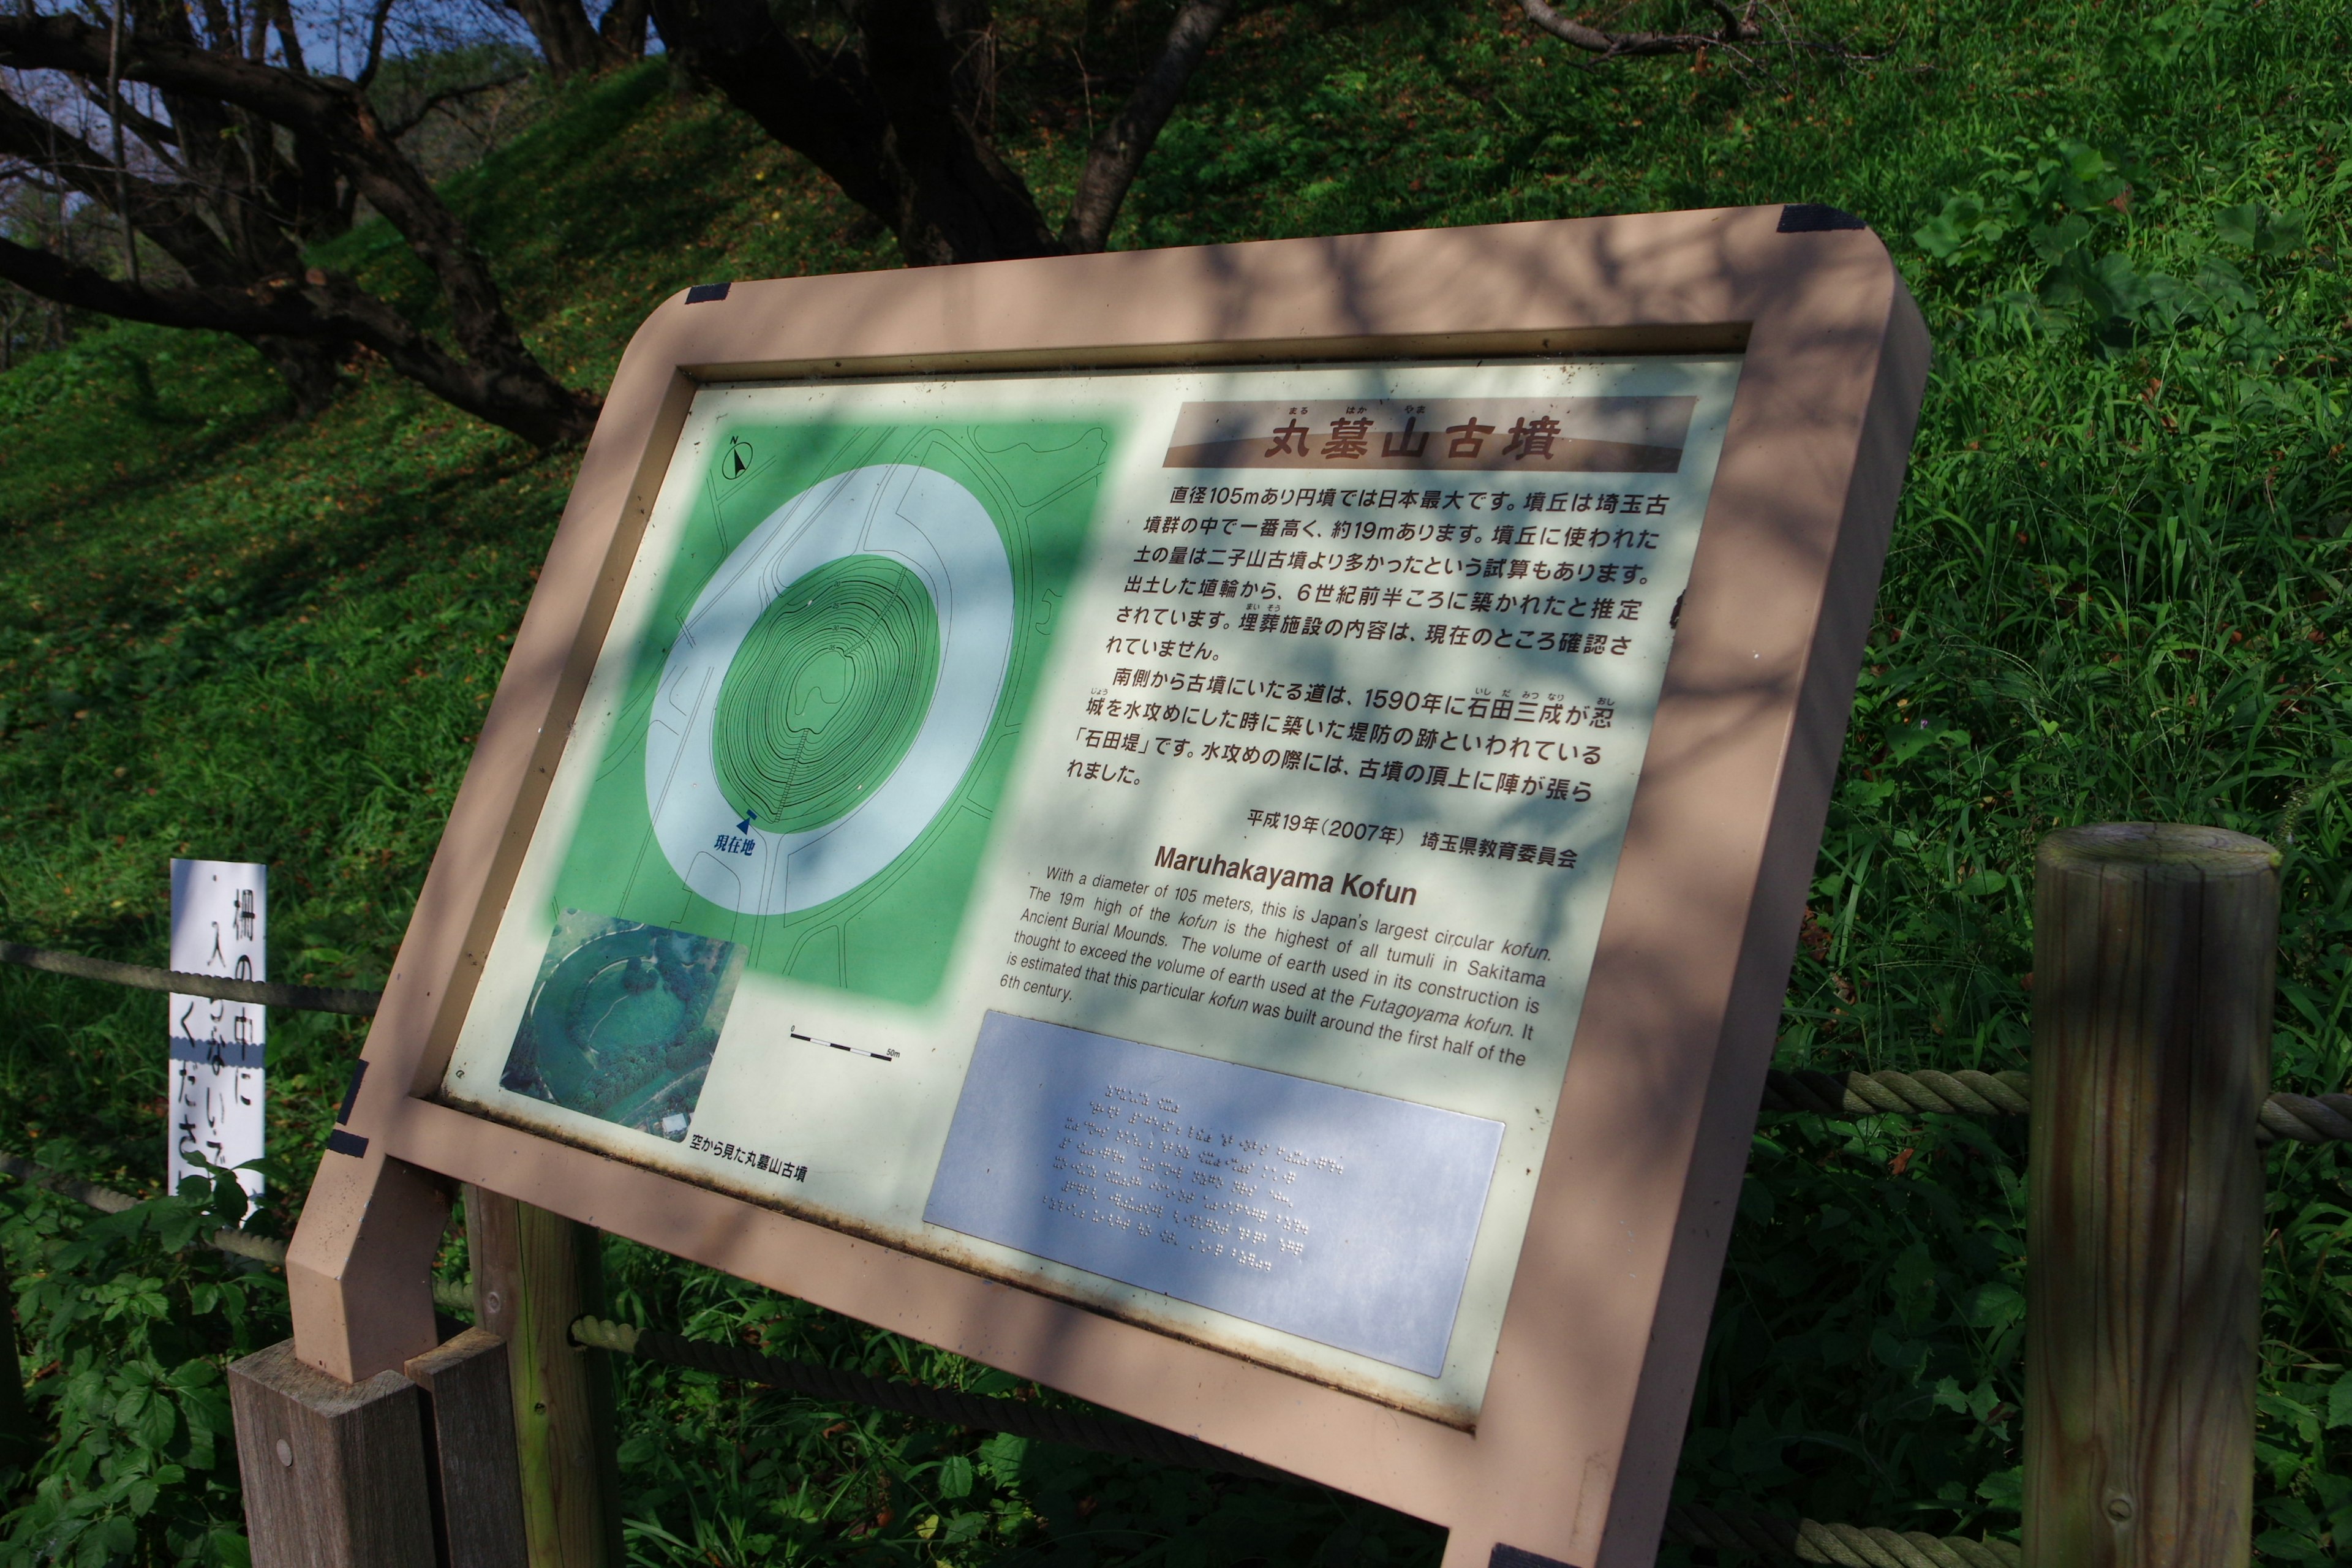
258, 206, 1929, 1568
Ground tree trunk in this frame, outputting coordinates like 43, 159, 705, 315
512, 0, 609, 80
249, 333, 347, 418
1061, 0, 1235, 252
0, 83, 350, 414
648, 0, 1060, 265
598, 0, 650, 61
649, 0, 1231, 265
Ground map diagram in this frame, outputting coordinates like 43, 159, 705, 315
551, 421, 1108, 1006
644, 464, 1014, 915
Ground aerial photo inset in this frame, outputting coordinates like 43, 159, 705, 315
499, 910, 745, 1142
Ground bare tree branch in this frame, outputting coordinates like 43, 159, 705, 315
0, 234, 453, 421
383, 70, 524, 140
0, 11, 598, 444
1516, 0, 1757, 58
3, 17, 513, 353
0, 238, 282, 337
1061, 0, 1233, 254
268, 0, 306, 74
192, 0, 236, 55
650, 0, 1059, 265
356, 0, 397, 89
74, 76, 178, 151
0, 85, 211, 261
105, 0, 137, 281
853, 0, 1060, 261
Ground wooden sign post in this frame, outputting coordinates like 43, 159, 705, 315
241, 206, 1929, 1568
2026, 824, 2275, 1568
168, 859, 267, 1200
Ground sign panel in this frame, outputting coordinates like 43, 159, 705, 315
169, 858, 266, 1199
925, 1012, 1506, 1380
435, 356, 1740, 1419
286, 211, 1930, 1568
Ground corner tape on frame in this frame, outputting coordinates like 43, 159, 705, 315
1776, 203, 1867, 233
335, 1058, 368, 1125
1489, 1547, 1581, 1568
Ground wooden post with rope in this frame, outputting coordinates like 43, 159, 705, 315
467, 1186, 624, 1568
2026, 823, 2277, 1568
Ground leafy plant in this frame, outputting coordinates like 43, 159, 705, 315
2, 1153, 279, 1566
1912, 127, 2324, 365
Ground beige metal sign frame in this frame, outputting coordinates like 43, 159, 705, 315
285, 205, 1928, 1568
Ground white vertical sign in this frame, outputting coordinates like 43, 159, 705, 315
168, 859, 266, 1200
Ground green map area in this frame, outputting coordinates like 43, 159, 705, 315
554, 418, 1110, 1008
712, 554, 943, 835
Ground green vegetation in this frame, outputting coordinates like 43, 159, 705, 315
4, 1, 2350, 1562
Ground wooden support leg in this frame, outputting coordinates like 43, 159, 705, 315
2027, 824, 2276, 1568
1, 1243, 35, 1470
228, 1340, 438, 1568
407, 1327, 530, 1568
286, 1145, 451, 1384
467, 1186, 624, 1568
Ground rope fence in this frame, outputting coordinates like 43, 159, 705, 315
0, 1150, 288, 1267
570, 1314, 1292, 1481
4, 932, 2342, 1565
1760, 1066, 2352, 1145
1660, 1506, 2020, 1568
0, 938, 383, 1016
1760, 1068, 2030, 1118
0, 1150, 2026, 1566
0, 1151, 471, 1311
567, 1315, 2021, 1568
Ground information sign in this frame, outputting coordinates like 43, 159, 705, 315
285, 208, 1929, 1568
168, 858, 266, 1199
432, 354, 1738, 1417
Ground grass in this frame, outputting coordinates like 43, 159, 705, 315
4, 0, 2351, 1562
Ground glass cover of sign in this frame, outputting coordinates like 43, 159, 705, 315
439, 356, 1743, 1422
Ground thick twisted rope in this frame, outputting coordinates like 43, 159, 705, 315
0, 938, 383, 1016
1762, 1069, 2032, 1119
0, 1152, 471, 1314
2258, 1091, 2352, 1145
1664, 1504, 2020, 1568
0, 1150, 284, 1263
1762, 1068, 2350, 1147
571, 1315, 1290, 1481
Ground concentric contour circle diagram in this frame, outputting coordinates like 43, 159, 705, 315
644, 464, 1014, 915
